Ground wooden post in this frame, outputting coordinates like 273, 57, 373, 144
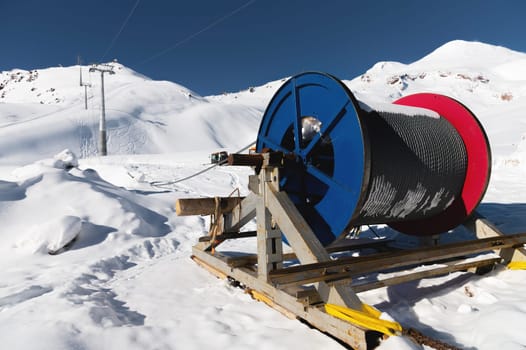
257, 155, 283, 281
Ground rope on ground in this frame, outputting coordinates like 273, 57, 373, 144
208, 188, 242, 253
402, 328, 462, 350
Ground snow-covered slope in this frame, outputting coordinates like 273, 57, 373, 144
346, 40, 526, 160
0, 63, 262, 165
1, 40, 526, 350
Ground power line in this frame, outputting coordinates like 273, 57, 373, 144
100, 0, 142, 62
138, 0, 256, 66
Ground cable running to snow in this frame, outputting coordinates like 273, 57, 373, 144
149, 141, 256, 189
138, 0, 256, 65
100, 0, 142, 62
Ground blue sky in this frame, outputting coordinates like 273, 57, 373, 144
2, 0, 525, 95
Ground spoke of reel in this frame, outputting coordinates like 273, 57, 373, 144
259, 136, 290, 153
300, 99, 349, 158
291, 81, 302, 153
306, 164, 353, 195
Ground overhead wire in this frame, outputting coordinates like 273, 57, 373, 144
100, 0, 142, 62
89, 1, 258, 181
138, 0, 256, 65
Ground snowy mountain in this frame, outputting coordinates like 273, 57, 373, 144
347, 40, 526, 160
0, 62, 262, 165
1, 40, 526, 350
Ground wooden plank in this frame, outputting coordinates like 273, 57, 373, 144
226, 252, 296, 267
266, 185, 330, 263
257, 193, 283, 280
223, 238, 394, 267
176, 197, 243, 216
192, 255, 229, 279
265, 184, 363, 310
269, 232, 526, 287
295, 287, 323, 306
350, 257, 501, 293
326, 237, 394, 253
223, 192, 258, 232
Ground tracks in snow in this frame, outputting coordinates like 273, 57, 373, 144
62, 237, 181, 327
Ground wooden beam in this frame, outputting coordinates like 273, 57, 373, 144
266, 185, 330, 264
223, 238, 394, 268
269, 232, 526, 287
265, 183, 364, 310
257, 192, 284, 280
350, 256, 501, 293
175, 197, 243, 216
223, 192, 258, 232
464, 211, 526, 262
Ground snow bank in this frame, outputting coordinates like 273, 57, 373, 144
2, 150, 170, 256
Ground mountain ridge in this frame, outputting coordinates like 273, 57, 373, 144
0, 40, 525, 164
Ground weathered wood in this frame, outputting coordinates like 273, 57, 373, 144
350, 256, 501, 293
295, 287, 323, 306
327, 237, 395, 252
269, 232, 526, 287
266, 185, 330, 264
228, 153, 264, 167
223, 192, 258, 232
464, 211, 526, 262
192, 254, 229, 279
257, 191, 283, 280
226, 252, 296, 268
248, 175, 259, 194
265, 183, 364, 310
175, 197, 243, 216
223, 238, 394, 268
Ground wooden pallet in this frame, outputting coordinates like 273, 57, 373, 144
178, 154, 526, 350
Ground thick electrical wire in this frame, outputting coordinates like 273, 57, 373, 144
138, 0, 256, 65
100, 0, 142, 62
149, 140, 256, 189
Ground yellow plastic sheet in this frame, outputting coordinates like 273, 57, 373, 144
325, 303, 402, 336
508, 261, 526, 270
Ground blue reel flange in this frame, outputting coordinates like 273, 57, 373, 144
257, 72, 369, 245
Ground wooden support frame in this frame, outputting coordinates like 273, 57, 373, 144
184, 154, 526, 349
464, 212, 526, 262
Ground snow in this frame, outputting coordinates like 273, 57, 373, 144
1, 40, 526, 349
358, 99, 441, 118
